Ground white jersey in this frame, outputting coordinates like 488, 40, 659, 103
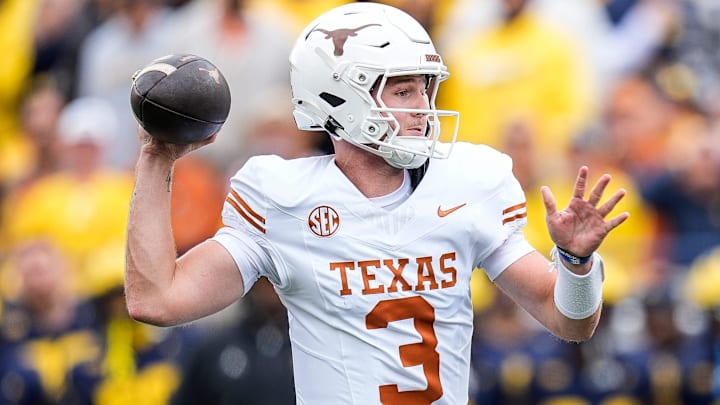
212, 142, 531, 404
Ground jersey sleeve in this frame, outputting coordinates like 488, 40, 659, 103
495, 168, 529, 234
481, 229, 535, 281
211, 227, 272, 295
473, 151, 532, 280
210, 157, 282, 293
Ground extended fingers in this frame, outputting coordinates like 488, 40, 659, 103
572, 166, 589, 199
605, 211, 630, 233
598, 188, 627, 218
574, 167, 614, 207
541, 185, 558, 216
588, 174, 612, 207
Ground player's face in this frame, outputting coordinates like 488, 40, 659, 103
374, 75, 430, 137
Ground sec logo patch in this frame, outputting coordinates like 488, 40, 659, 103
308, 205, 340, 237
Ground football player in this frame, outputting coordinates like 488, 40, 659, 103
124, 3, 629, 404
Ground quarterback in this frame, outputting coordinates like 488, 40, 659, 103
124, 3, 629, 404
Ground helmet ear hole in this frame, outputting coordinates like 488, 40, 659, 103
319, 92, 346, 107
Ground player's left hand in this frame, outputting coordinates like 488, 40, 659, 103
541, 166, 630, 258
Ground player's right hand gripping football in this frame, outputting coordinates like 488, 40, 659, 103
137, 126, 218, 162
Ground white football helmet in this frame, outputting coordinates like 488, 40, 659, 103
289, 3, 459, 169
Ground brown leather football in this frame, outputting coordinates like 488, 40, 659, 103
130, 54, 231, 144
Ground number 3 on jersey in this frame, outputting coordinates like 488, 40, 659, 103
366, 296, 443, 404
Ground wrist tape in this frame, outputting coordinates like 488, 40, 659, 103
551, 247, 604, 320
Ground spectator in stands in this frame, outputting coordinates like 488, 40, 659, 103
0, 0, 39, 188
669, 0, 720, 115
75, 0, 177, 169
4, 80, 66, 191
604, 70, 682, 184
640, 114, 720, 270
170, 278, 294, 405
0, 239, 100, 404
31, 0, 91, 99
437, 0, 677, 101
1, 97, 133, 299
62, 257, 199, 405
169, 155, 226, 256
438, 0, 597, 179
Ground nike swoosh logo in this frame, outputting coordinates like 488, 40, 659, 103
437, 203, 467, 217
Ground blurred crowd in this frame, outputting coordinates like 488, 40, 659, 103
0, 0, 718, 404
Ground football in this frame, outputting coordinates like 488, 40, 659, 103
130, 54, 231, 144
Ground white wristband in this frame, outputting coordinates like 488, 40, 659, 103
552, 248, 604, 320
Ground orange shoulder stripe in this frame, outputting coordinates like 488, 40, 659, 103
230, 190, 265, 224
226, 190, 266, 234
502, 202, 527, 215
501, 201, 527, 225
502, 212, 528, 225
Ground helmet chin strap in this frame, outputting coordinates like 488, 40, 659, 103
378, 136, 431, 169
382, 151, 429, 169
